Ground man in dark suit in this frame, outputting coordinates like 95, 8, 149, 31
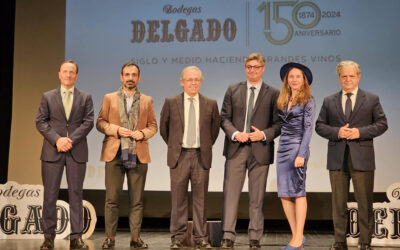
220, 53, 280, 249
315, 60, 388, 250
160, 66, 220, 249
36, 60, 94, 249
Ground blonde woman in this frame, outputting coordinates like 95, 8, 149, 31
276, 62, 315, 250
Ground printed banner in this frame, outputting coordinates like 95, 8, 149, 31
0, 181, 96, 239
347, 183, 400, 246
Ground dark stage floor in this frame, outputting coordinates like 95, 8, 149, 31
1, 231, 399, 250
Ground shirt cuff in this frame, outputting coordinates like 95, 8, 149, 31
232, 131, 239, 141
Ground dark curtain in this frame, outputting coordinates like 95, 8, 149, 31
0, 0, 15, 183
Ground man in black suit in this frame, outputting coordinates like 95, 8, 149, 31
36, 60, 94, 249
315, 60, 388, 250
160, 66, 220, 249
220, 53, 280, 249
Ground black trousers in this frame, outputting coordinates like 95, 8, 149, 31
329, 146, 374, 244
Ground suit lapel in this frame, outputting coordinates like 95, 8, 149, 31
252, 82, 267, 114
55, 87, 67, 121
239, 82, 247, 116
137, 93, 144, 127
176, 93, 185, 129
199, 94, 206, 133
69, 87, 80, 121
334, 91, 346, 123
350, 89, 366, 121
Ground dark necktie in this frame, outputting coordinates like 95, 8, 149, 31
246, 87, 255, 133
345, 93, 353, 120
186, 97, 196, 147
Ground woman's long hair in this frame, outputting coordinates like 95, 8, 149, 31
277, 67, 312, 110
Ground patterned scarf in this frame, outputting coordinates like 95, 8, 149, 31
118, 87, 140, 169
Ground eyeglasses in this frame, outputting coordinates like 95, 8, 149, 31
184, 78, 202, 83
245, 65, 263, 71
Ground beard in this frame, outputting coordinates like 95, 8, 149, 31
124, 81, 136, 90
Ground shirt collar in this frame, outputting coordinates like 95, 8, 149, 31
246, 81, 262, 91
184, 92, 199, 101
61, 86, 74, 94
123, 89, 136, 98
342, 87, 358, 96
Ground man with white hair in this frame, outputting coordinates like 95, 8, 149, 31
316, 60, 388, 250
160, 66, 220, 249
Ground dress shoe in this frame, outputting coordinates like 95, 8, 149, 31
102, 237, 115, 249
195, 240, 212, 249
70, 237, 88, 249
281, 236, 306, 250
40, 238, 54, 250
282, 244, 302, 250
330, 242, 348, 250
360, 243, 372, 250
220, 238, 234, 249
250, 239, 261, 249
170, 240, 183, 249
130, 238, 148, 249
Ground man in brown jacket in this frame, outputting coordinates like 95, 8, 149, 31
97, 62, 157, 249
160, 66, 220, 249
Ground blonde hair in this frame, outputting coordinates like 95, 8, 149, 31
180, 65, 203, 81
245, 52, 265, 66
336, 60, 361, 76
277, 67, 312, 110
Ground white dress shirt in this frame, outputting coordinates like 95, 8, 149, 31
341, 87, 358, 113
60, 86, 74, 104
243, 81, 262, 132
182, 92, 200, 148
123, 90, 136, 114
231, 81, 266, 141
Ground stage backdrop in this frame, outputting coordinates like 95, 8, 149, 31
9, 0, 400, 193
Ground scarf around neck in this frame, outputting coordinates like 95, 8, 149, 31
118, 87, 140, 169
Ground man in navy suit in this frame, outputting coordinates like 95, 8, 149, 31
36, 60, 94, 249
316, 60, 388, 250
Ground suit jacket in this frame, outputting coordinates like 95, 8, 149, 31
315, 88, 388, 171
96, 91, 157, 163
221, 81, 281, 165
36, 87, 94, 163
160, 93, 220, 169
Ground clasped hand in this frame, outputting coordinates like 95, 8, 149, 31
338, 123, 360, 140
234, 126, 264, 143
118, 127, 144, 140
56, 137, 72, 152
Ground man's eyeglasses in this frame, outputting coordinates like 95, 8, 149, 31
245, 65, 263, 71
184, 78, 202, 83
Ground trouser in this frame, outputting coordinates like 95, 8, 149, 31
330, 146, 374, 244
222, 145, 269, 241
170, 148, 209, 243
104, 154, 148, 238
41, 153, 86, 240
